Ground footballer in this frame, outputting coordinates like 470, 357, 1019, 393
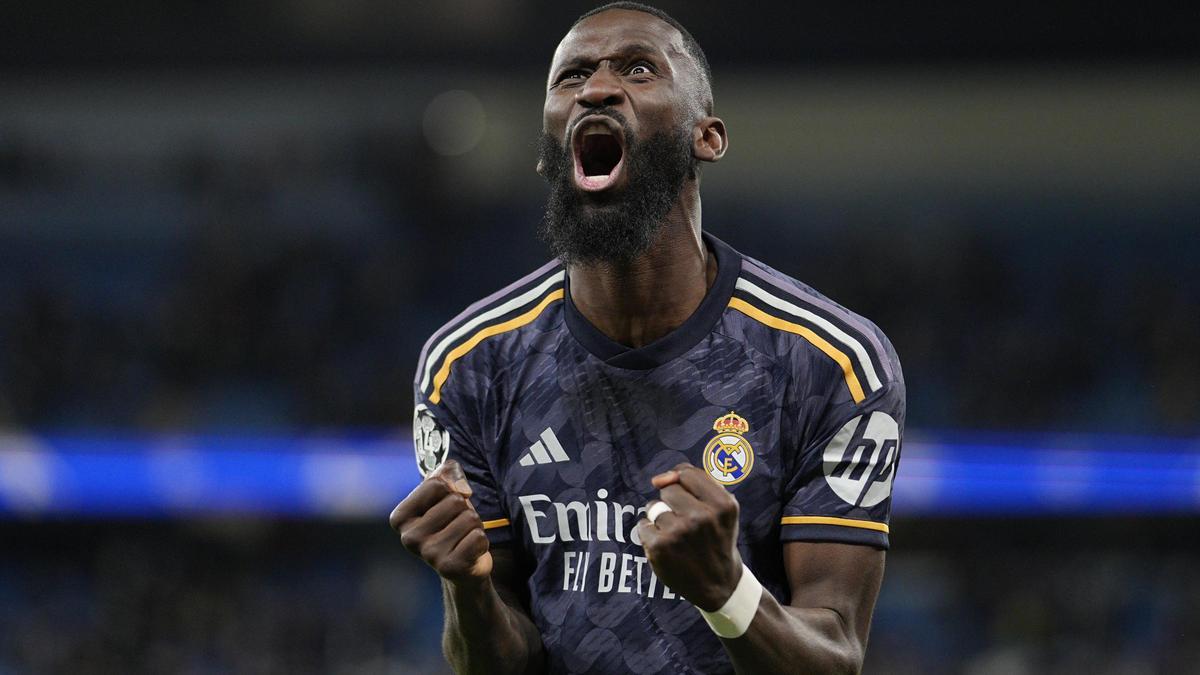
391, 3, 904, 673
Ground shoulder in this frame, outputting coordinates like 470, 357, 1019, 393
414, 259, 566, 405
729, 253, 903, 404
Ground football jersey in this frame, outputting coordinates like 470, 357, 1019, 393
411, 232, 904, 675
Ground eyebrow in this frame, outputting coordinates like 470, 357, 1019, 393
555, 42, 664, 73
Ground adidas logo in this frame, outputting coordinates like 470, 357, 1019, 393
519, 428, 570, 466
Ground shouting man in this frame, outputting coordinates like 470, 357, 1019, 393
392, 3, 905, 673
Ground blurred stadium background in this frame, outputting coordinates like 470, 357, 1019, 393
1, 1, 1198, 673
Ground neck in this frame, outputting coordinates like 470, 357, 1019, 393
567, 189, 716, 349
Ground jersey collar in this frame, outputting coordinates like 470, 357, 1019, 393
563, 231, 740, 369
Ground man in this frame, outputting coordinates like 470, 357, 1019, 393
391, 3, 904, 673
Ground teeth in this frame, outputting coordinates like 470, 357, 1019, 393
581, 124, 613, 137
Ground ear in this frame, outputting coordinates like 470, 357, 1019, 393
692, 116, 728, 163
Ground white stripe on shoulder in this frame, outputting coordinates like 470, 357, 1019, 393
415, 260, 560, 381
419, 271, 565, 394
735, 277, 884, 392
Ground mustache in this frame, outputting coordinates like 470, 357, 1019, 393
565, 107, 629, 141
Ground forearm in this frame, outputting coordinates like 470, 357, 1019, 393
441, 577, 545, 675
719, 593, 862, 675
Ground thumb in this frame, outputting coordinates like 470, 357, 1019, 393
433, 459, 474, 500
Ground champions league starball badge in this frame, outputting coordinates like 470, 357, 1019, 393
703, 412, 755, 485
413, 404, 449, 477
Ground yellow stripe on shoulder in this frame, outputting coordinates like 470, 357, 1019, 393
780, 515, 889, 534
429, 289, 564, 404
728, 297, 867, 403
481, 518, 511, 530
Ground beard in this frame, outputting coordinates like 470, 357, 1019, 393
536, 113, 695, 267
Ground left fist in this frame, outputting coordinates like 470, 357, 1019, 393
637, 462, 744, 611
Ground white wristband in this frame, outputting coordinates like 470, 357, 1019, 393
697, 563, 763, 639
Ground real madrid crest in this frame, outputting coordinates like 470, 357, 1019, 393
703, 412, 754, 485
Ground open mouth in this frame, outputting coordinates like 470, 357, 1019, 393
571, 116, 626, 192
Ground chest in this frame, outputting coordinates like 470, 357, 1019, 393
489, 343, 791, 549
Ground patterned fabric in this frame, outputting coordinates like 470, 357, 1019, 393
413, 233, 904, 674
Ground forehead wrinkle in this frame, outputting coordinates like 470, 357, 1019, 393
553, 29, 668, 66
550, 11, 684, 70
564, 42, 663, 68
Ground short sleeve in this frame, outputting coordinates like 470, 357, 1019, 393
780, 381, 906, 549
413, 384, 513, 547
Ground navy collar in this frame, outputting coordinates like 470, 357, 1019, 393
563, 232, 741, 370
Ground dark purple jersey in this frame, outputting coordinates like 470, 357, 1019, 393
412, 233, 904, 674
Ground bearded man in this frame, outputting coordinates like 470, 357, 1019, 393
392, 3, 905, 673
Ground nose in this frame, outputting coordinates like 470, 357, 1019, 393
576, 66, 625, 109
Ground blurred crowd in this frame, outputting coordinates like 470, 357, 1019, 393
0, 522, 448, 674
2, 5, 1196, 675
1, 127, 1196, 435
2, 520, 1196, 675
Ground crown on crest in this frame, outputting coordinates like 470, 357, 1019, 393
712, 412, 750, 435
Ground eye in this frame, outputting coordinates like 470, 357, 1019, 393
628, 63, 654, 76
556, 70, 589, 85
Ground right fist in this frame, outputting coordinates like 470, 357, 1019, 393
389, 460, 493, 581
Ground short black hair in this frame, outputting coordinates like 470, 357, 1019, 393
573, 2, 712, 110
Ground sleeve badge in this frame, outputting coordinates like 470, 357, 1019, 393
413, 403, 450, 477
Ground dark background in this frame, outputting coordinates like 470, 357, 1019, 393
1, 1, 1197, 673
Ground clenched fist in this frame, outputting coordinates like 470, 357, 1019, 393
390, 460, 493, 582
637, 463, 744, 612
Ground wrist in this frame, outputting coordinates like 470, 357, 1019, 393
445, 573, 495, 606
444, 575, 513, 645
696, 562, 763, 639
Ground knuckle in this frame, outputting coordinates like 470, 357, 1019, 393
463, 503, 482, 525
448, 502, 475, 527
427, 477, 451, 496
688, 519, 714, 541
418, 539, 440, 565
704, 512, 723, 532
398, 528, 420, 553
466, 529, 489, 554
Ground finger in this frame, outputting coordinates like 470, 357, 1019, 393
448, 527, 490, 567
447, 526, 493, 578
399, 492, 472, 544
643, 499, 679, 529
421, 508, 485, 561
389, 476, 453, 530
673, 463, 733, 503
658, 483, 706, 518
432, 459, 474, 499
637, 519, 661, 553
650, 468, 682, 490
